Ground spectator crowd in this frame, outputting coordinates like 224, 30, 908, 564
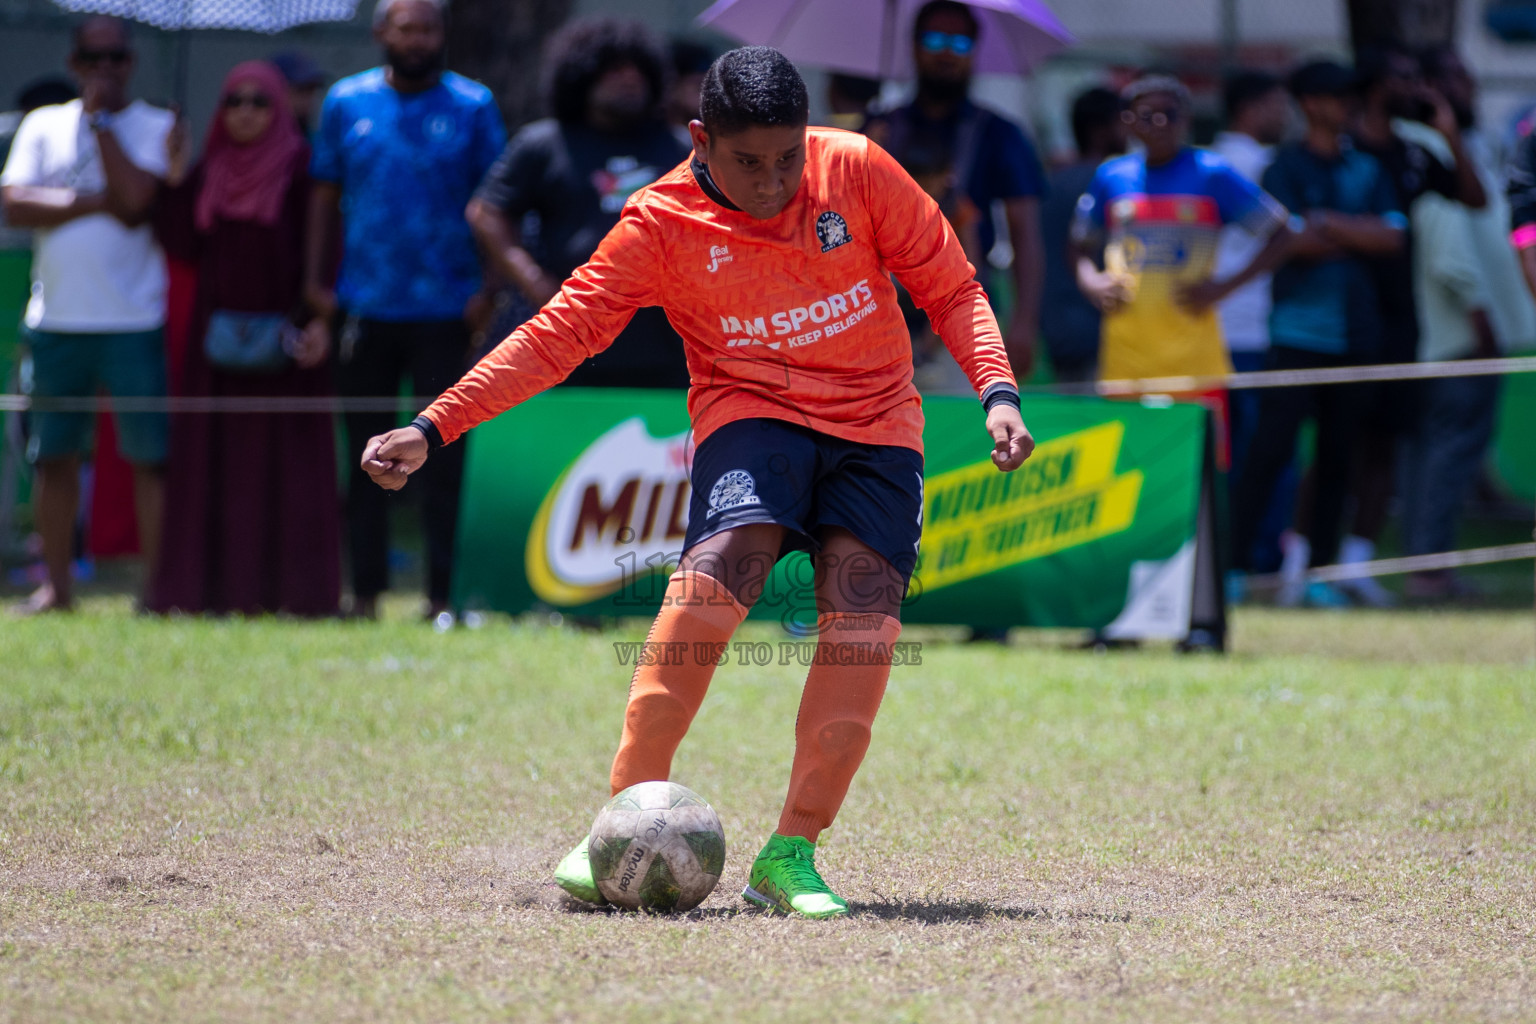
1, 0, 1531, 621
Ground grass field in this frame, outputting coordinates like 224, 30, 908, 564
2, 601, 1534, 1022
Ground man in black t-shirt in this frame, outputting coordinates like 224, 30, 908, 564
1352, 47, 1485, 363
467, 17, 691, 388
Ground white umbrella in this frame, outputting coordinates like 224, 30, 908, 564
52, 0, 362, 100
52, 0, 361, 33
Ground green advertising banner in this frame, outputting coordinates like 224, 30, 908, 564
453, 391, 1214, 639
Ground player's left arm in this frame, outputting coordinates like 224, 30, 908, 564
862, 139, 1033, 471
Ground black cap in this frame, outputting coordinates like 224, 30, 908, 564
1289, 60, 1356, 99
269, 50, 327, 88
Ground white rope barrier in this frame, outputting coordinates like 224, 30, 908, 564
0, 354, 1533, 412
1029, 354, 1536, 397
1244, 543, 1536, 590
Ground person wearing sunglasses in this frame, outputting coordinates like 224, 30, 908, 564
0, 15, 176, 615
145, 61, 341, 620
864, 0, 1046, 392
1073, 75, 1293, 399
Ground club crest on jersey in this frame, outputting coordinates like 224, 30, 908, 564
708, 469, 761, 513
816, 211, 851, 253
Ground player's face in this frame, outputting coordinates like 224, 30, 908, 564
70, 19, 135, 103
1123, 92, 1186, 163
1300, 93, 1348, 134
690, 121, 808, 220
376, 0, 445, 81
912, 9, 975, 88
222, 81, 276, 144
1250, 86, 1292, 146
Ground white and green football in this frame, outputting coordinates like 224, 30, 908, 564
588, 781, 726, 913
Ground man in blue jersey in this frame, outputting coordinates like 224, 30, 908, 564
303, 0, 506, 622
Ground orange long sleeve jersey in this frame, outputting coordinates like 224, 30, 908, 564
422, 128, 1017, 455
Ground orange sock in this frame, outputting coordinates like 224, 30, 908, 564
610, 570, 748, 794
777, 612, 902, 842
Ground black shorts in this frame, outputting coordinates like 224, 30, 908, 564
684, 418, 925, 581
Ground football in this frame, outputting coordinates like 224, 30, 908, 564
588, 781, 726, 912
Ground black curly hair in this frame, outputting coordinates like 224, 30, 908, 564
699, 46, 808, 138
543, 17, 670, 125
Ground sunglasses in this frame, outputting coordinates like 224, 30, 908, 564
74, 48, 131, 66
919, 31, 975, 57
1121, 108, 1182, 127
223, 93, 273, 110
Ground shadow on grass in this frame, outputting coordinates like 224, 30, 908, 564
534, 886, 1130, 924
848, 899, 1131, 924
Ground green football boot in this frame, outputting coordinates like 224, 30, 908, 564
741, 834, 849, 919
553, 835, 608, 906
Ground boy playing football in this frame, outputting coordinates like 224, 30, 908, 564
361, 47, 1034, 918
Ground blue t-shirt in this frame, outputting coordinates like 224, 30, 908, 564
1071, 147, 1286, 380
312, 68, 506, 321
868, 99, 1045, 256
1261, 143, 1404, 357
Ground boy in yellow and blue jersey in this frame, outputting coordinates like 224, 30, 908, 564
1073, 75, 1292, 386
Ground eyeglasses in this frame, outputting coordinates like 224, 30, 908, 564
74, 48, 131, 67
223, 94, 273, 110
919, 31, 975, 57
1121, 108, 1181, 127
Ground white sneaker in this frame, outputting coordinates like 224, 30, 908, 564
1336, 535, 1395, 607
1275, 530, 1310, 607
1337, 573, 1397, 608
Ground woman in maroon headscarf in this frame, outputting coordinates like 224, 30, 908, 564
148, 60, 340, 616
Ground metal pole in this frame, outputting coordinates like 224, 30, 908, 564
881, 0, 898, 80
1219, 0, 1238, 74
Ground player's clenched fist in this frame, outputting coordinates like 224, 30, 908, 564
987, 405, 1035, 472
361, 427, 429, 490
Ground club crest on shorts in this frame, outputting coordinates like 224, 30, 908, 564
816, 211, 851, 253
708, 469, 761, 513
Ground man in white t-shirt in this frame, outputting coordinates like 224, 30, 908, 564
1211, 70, 1292, 577
0, 16, 173, 614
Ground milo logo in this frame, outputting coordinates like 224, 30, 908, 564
526, 418, 692, 605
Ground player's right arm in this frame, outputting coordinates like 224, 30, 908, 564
1069, 168, 1131, 314
362, 202, 663, 491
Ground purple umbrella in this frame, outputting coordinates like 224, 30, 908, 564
698, 0, 1074, 79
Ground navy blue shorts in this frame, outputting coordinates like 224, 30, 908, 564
684, 418, 925, 580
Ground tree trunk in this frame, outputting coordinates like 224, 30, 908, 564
1348, 0, 1460, 52
446, 0, 574, 132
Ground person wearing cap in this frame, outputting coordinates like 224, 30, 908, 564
1228, 60, 1405, 608
1071, 73, 1293, 459
269, 50, 327, 137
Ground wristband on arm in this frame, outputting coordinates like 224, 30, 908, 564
980, 383, 1022, 414
408, 414, 444, 449
1511, 223, 1536, 251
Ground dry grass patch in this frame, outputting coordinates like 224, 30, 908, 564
1, 602, 1533, 1022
